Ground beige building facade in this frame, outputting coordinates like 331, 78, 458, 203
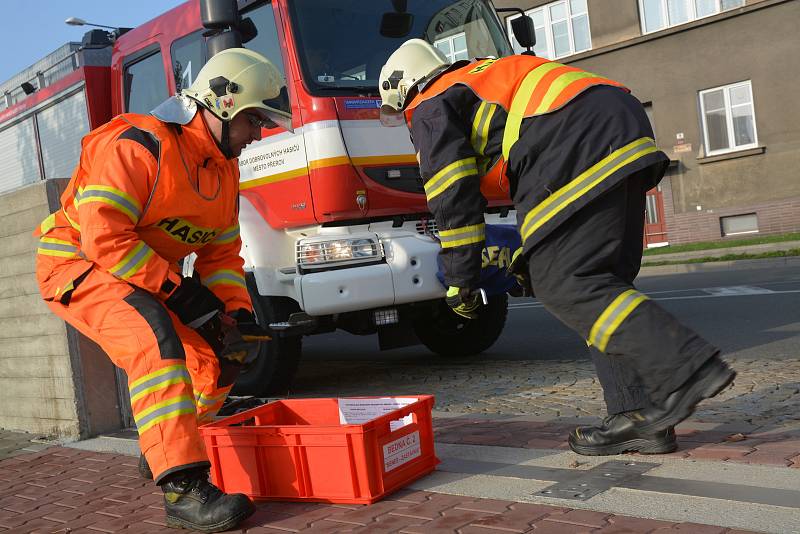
494, 0, 799, 245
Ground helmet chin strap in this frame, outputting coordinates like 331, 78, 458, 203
219, 120, 234, 159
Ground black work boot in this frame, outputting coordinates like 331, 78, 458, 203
161, 468, 255, 533
634, 356, 736, 435
138, 453, 153, 480
569, 413, 677, 456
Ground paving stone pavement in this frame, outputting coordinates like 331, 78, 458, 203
0, 446, 760, 534
290, 357, 800, 428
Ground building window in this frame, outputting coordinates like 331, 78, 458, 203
434, 32, 469, 63
720, 213, 758, 236
699, 81, 758, 156
507, 0, 592, 60
639, 0, 745, 34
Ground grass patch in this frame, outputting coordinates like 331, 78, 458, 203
642, 232, 800, 256
642, 248, 800, 267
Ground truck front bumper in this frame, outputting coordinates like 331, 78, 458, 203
297, 233, 444, 316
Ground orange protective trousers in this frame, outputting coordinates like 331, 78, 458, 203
41, 258, 239, 483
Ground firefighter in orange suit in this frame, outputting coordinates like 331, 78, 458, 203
34, 48, 291, 533
380, 40, 736, 456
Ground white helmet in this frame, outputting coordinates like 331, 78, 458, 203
184, 47, 291, 132
379, 39, 449, 126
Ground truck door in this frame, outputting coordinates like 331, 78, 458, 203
234, 1, 315, 229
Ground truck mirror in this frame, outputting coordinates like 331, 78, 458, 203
200, 0, 240, 30
380, 12, 414, 38
240, 17, 258, 44
511, 15, 536, 51
207, 29, 243, 58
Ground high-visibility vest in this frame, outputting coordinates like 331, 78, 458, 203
405, 55, 628, 199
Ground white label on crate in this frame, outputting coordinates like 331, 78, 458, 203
338, 397, 417, 431
383, 431, 421, 472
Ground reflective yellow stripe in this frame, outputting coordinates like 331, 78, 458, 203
588, 289, 649, 352
110, 242, 155, 280
534, 71, 598, 115
135, 395, 196, 434
471, 102, 497, 156
502, 62, 563, 160
424, 158, 478, 201
204, 269, 246, 289
212, 224, 240, 245
194, 387, 230, 407
129, 364, 188, 389
76, 185, 142, 223
520, 138, 657, 244
438, 223, 486, 248
63, 209, 80, 231
37, 237, 79, 258
39, 213, 57, 235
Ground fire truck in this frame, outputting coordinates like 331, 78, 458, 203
0, 0, 533, 395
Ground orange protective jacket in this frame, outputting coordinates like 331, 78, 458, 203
35, 111, 251, 313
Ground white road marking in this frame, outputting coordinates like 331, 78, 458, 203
508, 286, 800, 310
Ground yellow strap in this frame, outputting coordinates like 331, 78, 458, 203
534, 70, 598, 115
502, 62, 563, 160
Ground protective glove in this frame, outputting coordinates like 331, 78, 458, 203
445, 286, 483, 320
164, 276, 224, 327
192, 309, 271, 365
507, 247, 533, 297
219, 309, 272, 365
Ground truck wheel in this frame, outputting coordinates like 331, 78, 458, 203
412, 293, 508, 357
231, 274, 303, 397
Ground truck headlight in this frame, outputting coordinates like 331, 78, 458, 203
296, 235, 384, 270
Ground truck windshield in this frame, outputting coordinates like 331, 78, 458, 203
288, 0, 513, 95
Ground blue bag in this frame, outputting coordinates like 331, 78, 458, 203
436, 224, 522, 297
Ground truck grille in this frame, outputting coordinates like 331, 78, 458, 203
415, 219, 439, 238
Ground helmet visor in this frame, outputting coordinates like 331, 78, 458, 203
379, 104, 406, 127
261, 106, 294, 133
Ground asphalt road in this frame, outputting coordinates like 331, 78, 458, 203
303, 261, 800, 363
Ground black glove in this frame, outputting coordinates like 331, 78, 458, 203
230, 309, 271, 343
217, 309, 271, 365
507, 247, 534, 297
444, 286, 483, 320
164, 276, 224, 327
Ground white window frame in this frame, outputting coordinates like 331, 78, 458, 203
699, 80, 758, 157
506, 0, 592, 60
638, 0, 745, 34
434, 32, 469, 63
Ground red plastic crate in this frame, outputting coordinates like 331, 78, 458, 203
198, 396, 439, 504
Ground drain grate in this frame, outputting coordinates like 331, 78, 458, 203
537, 460, 659, 500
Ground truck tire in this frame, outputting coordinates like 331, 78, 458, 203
412, 293, 508, 357
231, 274, 303, 397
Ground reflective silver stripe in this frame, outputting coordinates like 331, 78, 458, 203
424, 158, 478, 201
213, 225, 239, 244
196, 393, 227, 407
521, 138, 657, 244
438, 223, 486, 248
134, 398, 196, 430
589, 289, 649, 352
111, 242, 153, 279
205, 271, 245, 287
37, 241, 77, 254
129, 367, 191, 400
79, 188, 141, 221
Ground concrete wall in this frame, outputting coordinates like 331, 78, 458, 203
495, 0, 799, 243
0, 180, 121, 439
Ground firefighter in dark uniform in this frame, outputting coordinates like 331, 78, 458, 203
379, 39, 736, 455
